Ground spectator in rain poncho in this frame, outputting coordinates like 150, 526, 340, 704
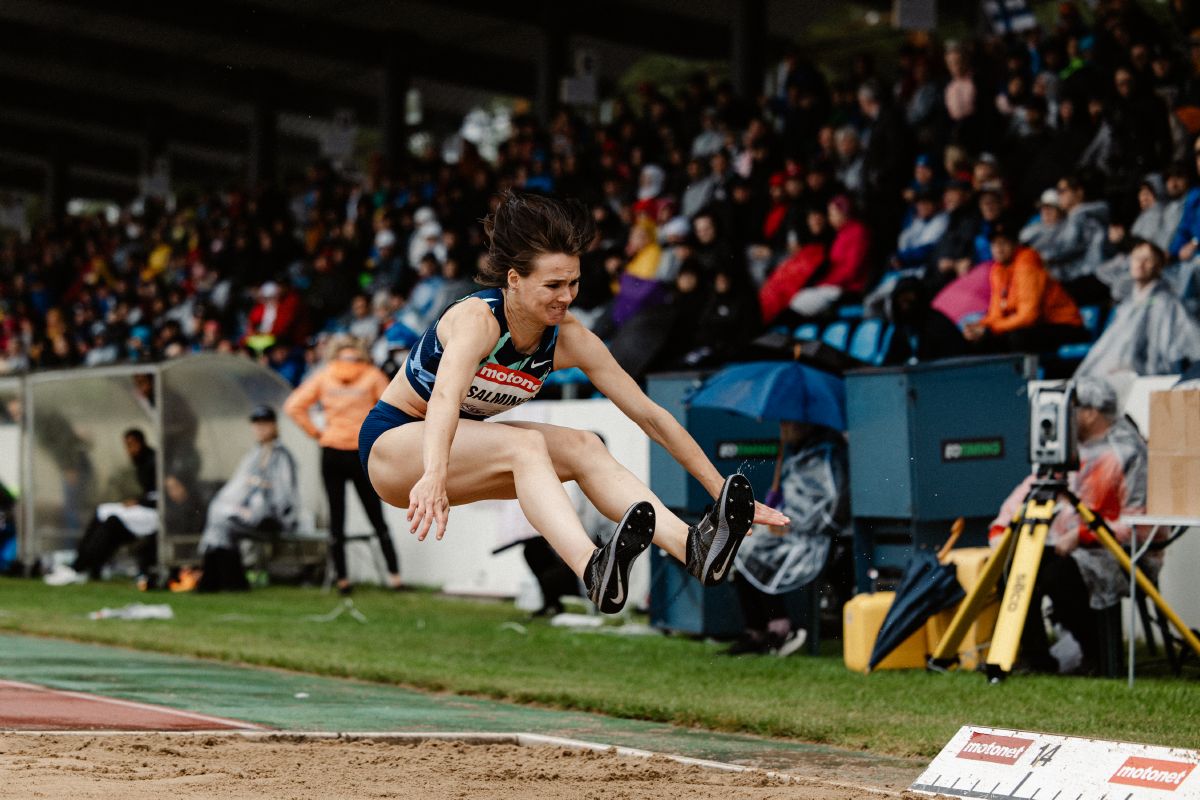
988, 378, 1152, 674
1129, 175, 1183, 252
1019, 189, 1076, 265
724, 422, 849, 657
1051, 175, 1111, 302
195, 405, 298, 591
1077, 241, 1200, 379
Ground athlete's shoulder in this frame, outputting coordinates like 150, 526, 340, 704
438, 295, 501, 349
443, 294, 500, 324
553, 311, 602, 366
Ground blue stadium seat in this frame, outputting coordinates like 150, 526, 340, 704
847, 317, 883, 363
873, 323, 895, 366
793, 323, 820, 341
1079, 306, 1104, 339
836, 305, 865, 320
769, 324, 791, 337
1056, 343, 1093, 361
821, 320, 853, 352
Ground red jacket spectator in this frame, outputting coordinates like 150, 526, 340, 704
820, 197, 870, 294
245, 282, 304, 347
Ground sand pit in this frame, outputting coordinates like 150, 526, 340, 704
0, 733, 917, 799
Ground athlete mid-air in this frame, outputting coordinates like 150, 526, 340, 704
359, 190, 788, 612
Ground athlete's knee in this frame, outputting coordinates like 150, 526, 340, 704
506, 427, 551, 466
562, 429, 611, 476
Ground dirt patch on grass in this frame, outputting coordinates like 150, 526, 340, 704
0, 733, 924, 799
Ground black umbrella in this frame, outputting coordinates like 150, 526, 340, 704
868, 527, 966, 671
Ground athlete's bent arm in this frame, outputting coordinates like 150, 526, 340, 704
559, 317, 788, 527
408, 302, 497, 541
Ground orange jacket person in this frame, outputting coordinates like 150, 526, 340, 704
284, 334, 399, 594
964, 224, 1084, 354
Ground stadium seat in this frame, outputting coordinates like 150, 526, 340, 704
836, 305, 865, 320
873, 324, 896, 366
847, 318, 883, 363
1078, 305, 1104, 339
1056, 342, 1092, 361
793, 323, 820, 341
821, 320, 853, 352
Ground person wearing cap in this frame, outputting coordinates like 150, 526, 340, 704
245, 280, 303, 351
893, 187, 949, 270
1018, 188, 1075, 264
192, 406, 299, 592
284, 334, 399, 594
964, 223, 1085, 354
987, 377, 1153, 674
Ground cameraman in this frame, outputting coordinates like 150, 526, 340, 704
988, 378, 1152, 674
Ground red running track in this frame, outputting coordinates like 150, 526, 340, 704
0, 679, 263, 731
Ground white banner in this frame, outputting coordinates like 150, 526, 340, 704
913, 726, 1200, 798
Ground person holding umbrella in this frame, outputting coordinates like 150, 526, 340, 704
686, 361, 851, 657
359, 190, 786, 614
725, 420, 851, 656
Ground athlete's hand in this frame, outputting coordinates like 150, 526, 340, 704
408, 473, 450, 541
753, 500, 788, 528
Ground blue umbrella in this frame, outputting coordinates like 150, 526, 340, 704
687, 361, 846, 429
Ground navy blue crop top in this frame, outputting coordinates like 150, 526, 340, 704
402, 288, 559, 420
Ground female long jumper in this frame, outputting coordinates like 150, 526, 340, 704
359, 191, 788, 612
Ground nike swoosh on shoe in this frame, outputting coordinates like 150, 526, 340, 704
703, 474, 754, 584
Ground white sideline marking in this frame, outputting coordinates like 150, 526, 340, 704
1, 728, 901, 796
0, 679, 267, 731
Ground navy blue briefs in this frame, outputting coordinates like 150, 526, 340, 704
358, 400, 420, 476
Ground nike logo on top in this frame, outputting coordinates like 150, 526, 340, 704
530, 358, 551, 370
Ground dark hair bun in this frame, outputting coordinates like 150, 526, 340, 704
478, 190, 595, 287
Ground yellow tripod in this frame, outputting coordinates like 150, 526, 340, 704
929, 472, 1200, 681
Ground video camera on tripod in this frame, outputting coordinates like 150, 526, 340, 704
930, 378, 1200, 679
1029, 381, 1078, 472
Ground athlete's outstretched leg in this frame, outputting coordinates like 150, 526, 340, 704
368, 419, 653, 610
369, 420, 602, 575
502, 422, 754, 583
502, 422, 690, 559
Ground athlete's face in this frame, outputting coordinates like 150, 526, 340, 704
510, 253, 580, 326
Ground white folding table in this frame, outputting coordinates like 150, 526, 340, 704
1119, 514, 1200, 687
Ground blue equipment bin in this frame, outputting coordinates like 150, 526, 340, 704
845, 355, 1035, 591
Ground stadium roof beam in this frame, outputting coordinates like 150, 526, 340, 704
0, 144, 140, 212
438, 0, 738, 60
0, 18, 380, 122
0, 124, 142, 180
0, 76, 251, 154
32, 0, 537, 97
50, 0, 752, 65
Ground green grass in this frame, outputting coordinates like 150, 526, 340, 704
0, 577, 1196, 757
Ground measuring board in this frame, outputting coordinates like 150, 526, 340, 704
911, 726, 1200, 798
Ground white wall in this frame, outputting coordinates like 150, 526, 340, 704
0, 426, 18, 492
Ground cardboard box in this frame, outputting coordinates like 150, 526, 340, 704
1147, 390, 1200, 517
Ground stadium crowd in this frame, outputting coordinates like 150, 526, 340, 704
2, 0, 1200, 386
